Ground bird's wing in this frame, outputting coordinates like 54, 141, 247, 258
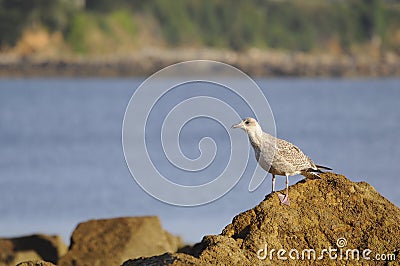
275, 138, 316, 170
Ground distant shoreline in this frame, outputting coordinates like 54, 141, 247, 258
1, 49, 399, 77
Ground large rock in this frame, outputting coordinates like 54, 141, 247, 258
59, 216, 182, 266
124, 173, 400, 265
0, 234, 67, 266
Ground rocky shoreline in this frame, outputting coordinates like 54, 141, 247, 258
1, 49, 399, 77
2, 173, 400, 265
0, 216, 182, 266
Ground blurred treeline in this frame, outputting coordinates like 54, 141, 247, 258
1, 0, 399, 55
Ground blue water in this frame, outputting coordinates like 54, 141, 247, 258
0, 77, 399, 244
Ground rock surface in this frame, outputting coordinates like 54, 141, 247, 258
0, 234, 66, 266
124, 173, 400, 265
59, 216, 182, 266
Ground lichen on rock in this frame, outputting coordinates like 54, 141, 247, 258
124, 173, 400, 266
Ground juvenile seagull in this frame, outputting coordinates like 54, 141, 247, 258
232, 117, 331, 206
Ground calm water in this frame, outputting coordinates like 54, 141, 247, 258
0, 77, 399, 244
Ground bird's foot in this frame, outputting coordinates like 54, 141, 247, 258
278, 193, 290, 206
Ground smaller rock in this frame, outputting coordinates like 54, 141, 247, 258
59, 216, 182, 266
0, 234, 67, 266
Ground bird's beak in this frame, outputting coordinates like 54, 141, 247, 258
231, 121, 243, 129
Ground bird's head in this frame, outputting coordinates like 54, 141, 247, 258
231, 117, 260, 133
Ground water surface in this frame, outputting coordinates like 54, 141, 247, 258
0, 77, 398, 243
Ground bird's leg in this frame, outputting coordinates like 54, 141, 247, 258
271, 174, 276, 193
278, 175, 290, 206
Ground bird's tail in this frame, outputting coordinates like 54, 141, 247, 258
301, 170, 321, 179
315, 164, 332, 171
305, 164, 332, 174
302, 165, 332, 179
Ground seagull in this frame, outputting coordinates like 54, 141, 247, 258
232, 117, 331, 206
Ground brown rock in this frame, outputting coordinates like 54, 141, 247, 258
124, 173, 400, 265
59, 216, 182, 266
0, 234, 67, 266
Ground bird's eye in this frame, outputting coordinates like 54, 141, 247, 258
245, 121, 249, 125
